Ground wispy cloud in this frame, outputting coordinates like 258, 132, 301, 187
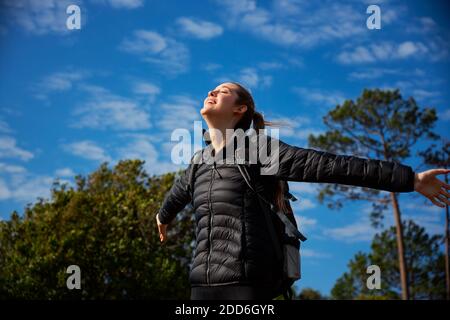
93, 0, 144, 9
292, 87, 346, 107
155, 95, 202, 132
289, 182, 320, 196
202, 63, 222, 73
301, 248, 331, 259
0, 118, 13, 134
216, 67, 272, 90
132, 81, 161, 102
291, 198, 316, 211
116, 134, 180, 175
215, 0, 366, 48
348, 68, 427, 81
323, 216, 376, 243
337, 41, 445, 64
267, 115, 323, 141
0, 163, 26, 174
0, 136, 34, 161
2, 0, 82, 35
176, 17, 223, 40
34, 70, 89, 100
62, 140, 112, 162
71, 84, 151, 130
119, 30, 190, 76
54, 167, 75, 177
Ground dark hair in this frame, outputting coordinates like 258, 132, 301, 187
229, 82, 290, 213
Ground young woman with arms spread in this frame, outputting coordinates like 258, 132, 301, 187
156, 82, 450, 300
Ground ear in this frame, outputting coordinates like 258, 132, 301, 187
234, 104, 247, 115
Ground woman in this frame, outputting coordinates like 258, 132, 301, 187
156, 82, 450, 300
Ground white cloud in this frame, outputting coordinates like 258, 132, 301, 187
115, 134, 181, 175
54, 167, 75, 177
94, 0, 143, 9
132, 82, 161, 102
120, 30, 190, 76
291, 198, 316, 211
215, 0, 366, 48
324, 216, 376, 243
155, 95, 202, 132
176, 17, 223, 40
71, 84, 151, 130
117, 136, 158, 163
294, 214, 317, 234
258, 61, 284, 70
34, 70, 88, 100
267, 115, 323, 141
0, 163, 26, 174
301, 248, 331, 259
0, 118, 12, 133
337, 41, 436, 64
289, 182, 320, 195
2, 0, 80, 35
405, 17, 438, 34
11, 175, 55, 202
0, 173, 56, 203
292, 87, 345, 107
0, 136, 34, 161
216, 67, 272, 90
202, 63, 222, 72
348, 68, 427, 81
63, 140, 111, 162
0, 178, 11, 200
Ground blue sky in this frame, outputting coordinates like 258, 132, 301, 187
0, 0, 449, 296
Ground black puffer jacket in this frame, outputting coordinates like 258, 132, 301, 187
157, 134, 415, 289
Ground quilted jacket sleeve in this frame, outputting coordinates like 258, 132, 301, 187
157, 163, 192, 225
259, 135, 415, 193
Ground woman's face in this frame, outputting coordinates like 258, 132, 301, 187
200, 82, 246, 121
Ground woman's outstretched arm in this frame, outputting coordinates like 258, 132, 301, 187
258, 135, 450, 207
156, 163, 192, 242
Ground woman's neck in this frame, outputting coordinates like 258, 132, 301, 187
205, 120, 236, 154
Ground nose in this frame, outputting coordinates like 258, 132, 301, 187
208, 90, 218, 97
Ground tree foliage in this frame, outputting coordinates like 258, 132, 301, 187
0, 160, 195, 299
308, 89, 438, 226
331, 220, 446, 300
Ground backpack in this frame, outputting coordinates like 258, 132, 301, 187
185, 148, 307, 300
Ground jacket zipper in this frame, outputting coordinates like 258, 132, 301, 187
206, 163, 216, 285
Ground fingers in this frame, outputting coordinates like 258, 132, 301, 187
429, 196, 446, 208
440, 188, 450, 199
156, 213, 167, 243
436, 194, 450, 206
431, 168, 450, 176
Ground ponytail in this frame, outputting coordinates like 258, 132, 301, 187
230, 82, 293, 214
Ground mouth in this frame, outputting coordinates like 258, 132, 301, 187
206, 99, 216, 104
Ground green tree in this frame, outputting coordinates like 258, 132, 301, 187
0, 160, 195, 299
418, 139, 450, 299
309, 89, 438, 299
297, 287, 326, 300
331, 220, 446, 300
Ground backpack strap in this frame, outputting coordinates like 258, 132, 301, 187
237, 163, 283, 263
237, 164, 307, 242
186, 150, 203, 205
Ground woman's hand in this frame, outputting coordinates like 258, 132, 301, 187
414, 168, 450, 208
156, 213, 168, 243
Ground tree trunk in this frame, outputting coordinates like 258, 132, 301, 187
445, 174, 450, 300
390, 192, 410, 300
